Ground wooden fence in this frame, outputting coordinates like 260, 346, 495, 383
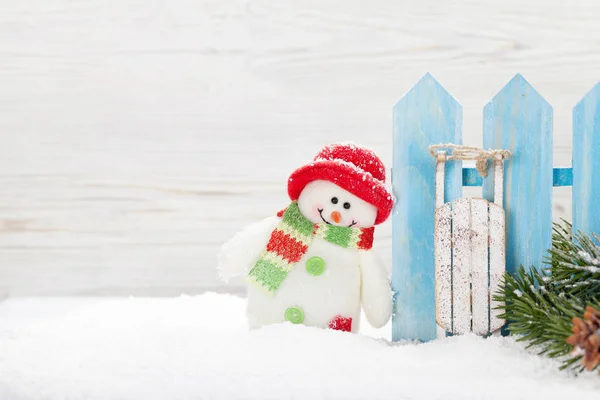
391, 74, 600, 342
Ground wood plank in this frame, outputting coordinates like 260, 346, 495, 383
573, 82, 600, 236
450, 198, 471, 334
464, 167, 574, 187
0, 0, 593, 298
434, 203, 452, 334
470, 199, 489, 335
392, 73, 463, 342
489, 203, 506, 333
493, 159, 504, 207
434, 156, 449, 339
553, 168, 574, 187
463, 168, 483, 187
482, 74, 553, 275
435, 156, 446, 209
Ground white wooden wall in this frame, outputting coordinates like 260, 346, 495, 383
1, 0, 598, 296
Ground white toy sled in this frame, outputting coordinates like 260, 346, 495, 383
430, 145, 510, 338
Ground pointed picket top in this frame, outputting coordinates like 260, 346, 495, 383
394, 73, 460, 111
482, 74, 553, 277
489, 74, 548, 103
573, 81, 600, 237
392, 73, 462, 342
482, 75, 552, 153
575, 81, 600, 109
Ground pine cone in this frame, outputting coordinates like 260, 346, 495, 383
567, 306, 600, 372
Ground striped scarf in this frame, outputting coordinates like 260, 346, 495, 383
248, 201, 374, 293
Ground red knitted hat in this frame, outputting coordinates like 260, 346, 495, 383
287, 143, 394, 225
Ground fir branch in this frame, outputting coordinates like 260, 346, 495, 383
495, 266, 583, 365
547, 226, 600, 299
494, 221, 600, 372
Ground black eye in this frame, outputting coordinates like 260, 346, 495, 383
343, 202, 351, 210
331, 197, 338, 204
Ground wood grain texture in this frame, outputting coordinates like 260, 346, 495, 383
434, 203, 452, 334
435, 156, 446, 209
464, 167, 574, 187
392, 73, 462, 342
573, 83, 600, 236
434, 198, 505, 335
434, 156, 449, 338
488, 203, 506, 333
493, 159, 504, 207
1, 0, 597, 297
470, 199, 489, 335
450, 198, 471, 334
482, 75, 553, 275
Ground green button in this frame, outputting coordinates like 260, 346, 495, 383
284, 306, 304, 324
306, 256, 325, 276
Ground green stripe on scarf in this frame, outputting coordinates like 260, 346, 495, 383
324, 226, 353, 247
250, 259, 288, 292
281, 202, 314, 237
248, 201, 374, 294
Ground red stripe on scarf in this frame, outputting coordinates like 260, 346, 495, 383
266, 229, 308, 263
357, 227, 374, 250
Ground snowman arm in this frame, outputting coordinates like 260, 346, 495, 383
358, 249, 393, 328
217, 216, 279, 282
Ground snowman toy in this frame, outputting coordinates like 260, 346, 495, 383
218, 143, 394, 332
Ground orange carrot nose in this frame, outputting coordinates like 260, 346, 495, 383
330, 211, 341, 224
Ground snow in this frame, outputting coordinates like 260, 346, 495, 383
0, 295, 599, 400
575, 251, 600, 272
577, 251, 600, 266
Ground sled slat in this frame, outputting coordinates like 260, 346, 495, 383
470, 199, 489, 335
451, 198, 471, 334
434, 203, 452, 333
489, 204, 506, 333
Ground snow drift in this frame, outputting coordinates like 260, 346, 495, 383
0, 294, 598, 400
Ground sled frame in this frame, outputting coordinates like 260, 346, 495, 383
433, 152, 507, 338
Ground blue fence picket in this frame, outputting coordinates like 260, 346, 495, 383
392, 73, 462, 342
482, 74, 553, 275
573, 82, 600, 237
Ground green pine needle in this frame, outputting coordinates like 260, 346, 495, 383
494, 220, 600, 373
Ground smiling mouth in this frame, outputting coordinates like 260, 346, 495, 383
318, 209, 357, 227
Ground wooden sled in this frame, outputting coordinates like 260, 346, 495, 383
431, 146, 510, 338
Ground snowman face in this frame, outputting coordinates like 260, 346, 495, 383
297, 180, 377, 228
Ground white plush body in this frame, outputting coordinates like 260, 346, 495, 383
218, 181, 393, 331
248, 235, 362, 331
